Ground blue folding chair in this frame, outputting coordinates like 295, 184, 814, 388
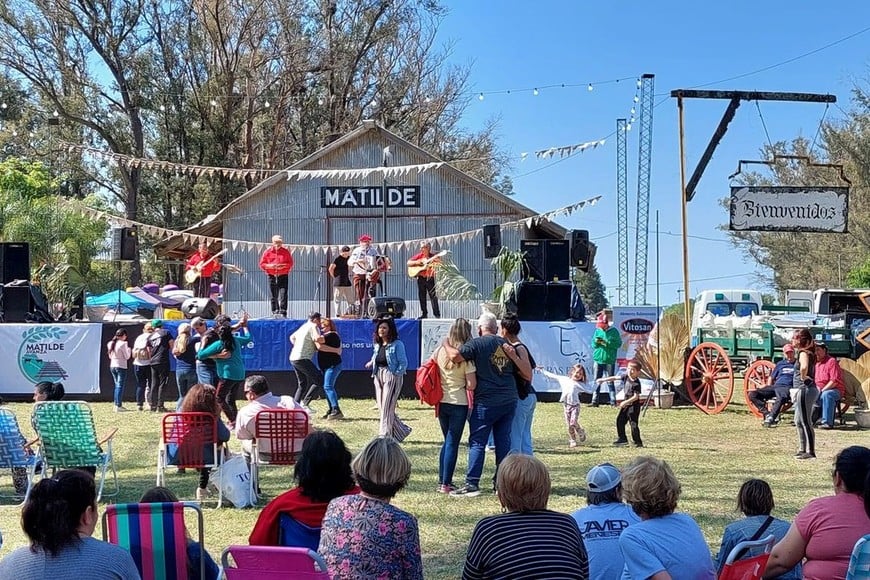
0, 408, 39, 505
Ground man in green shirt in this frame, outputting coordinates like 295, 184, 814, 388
591, 313, 622, 407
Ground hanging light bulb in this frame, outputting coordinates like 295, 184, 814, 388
11, 130, 17, 136
587, 83, 594, 92
264, 100, 270, 108
478, 93, 484, 101
626, 123, 632, 131
209, 99, 217, 107
159, 105, 166, 112
630, 107, 636, 115
317, 97, 324, 106
52, 110, 59, 117
634, 95, 639, 103
1, 103, 6, 109
28, 131, 34, 138
637, 79, 642, 88
533, 88, 539, 96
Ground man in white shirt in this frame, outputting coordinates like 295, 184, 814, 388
349, 234, 379, 308
236, 375, 308, 457
289, 312, 323, 411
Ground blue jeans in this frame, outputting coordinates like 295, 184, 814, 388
176, 368, 198, 408
509, 393, 537, 455
465, 400, 517, 487
593, 362, 616, 404
110, 367, 127, 407
438, 403, 468, 486
133, 364, 151, 407
323, 364, 343, 410
196, 363, 218, 387
819, 389, 842, 427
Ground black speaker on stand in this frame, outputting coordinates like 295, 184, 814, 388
571, 230, 595, 272
520, 240, 545, 281
368, 296, 406, 319
1, 283, 33, 322
181, 297, 220, 319
545, 239, 570, 281
112, 227, 138, 261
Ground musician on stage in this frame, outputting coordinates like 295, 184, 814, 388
186, 242, 221, 298
407, 241, 441, 319
349, 234, 380, 308
329, 245, 355, 317
259, 234, 294, 318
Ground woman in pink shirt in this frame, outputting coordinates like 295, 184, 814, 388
764, 445, 870, 580
106, 328, 132, 412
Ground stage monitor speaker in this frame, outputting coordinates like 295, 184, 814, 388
514, 281, 548, 321
1, 283, 33, 322
0, 242, 30, 284
181, 297, 220, 320
112, 227, 138, 261
545, 281, 572, 321
520, 240, 545, 281
483, 224, 502, 259
571, 229, 592, 271
545, 239, 570, 281
368, 296, 406, 319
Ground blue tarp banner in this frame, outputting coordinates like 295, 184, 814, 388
161, 318, 420, 372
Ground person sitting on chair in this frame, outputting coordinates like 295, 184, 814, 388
749, 345, 796, 427
248, 430, 359, 548
814, 342, 845, 429
235, 375, 308, 461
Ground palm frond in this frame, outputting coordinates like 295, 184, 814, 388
433, 261, 482, 302
648, 313, 690, 386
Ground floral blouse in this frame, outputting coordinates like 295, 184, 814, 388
318, 494, 423, 580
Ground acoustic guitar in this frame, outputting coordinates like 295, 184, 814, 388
407, 250, 448, 278
184, 249, 227, 284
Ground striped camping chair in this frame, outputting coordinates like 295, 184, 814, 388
0, 408, 39, 505
103, 501, 205, 580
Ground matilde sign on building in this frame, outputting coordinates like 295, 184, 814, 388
321, 186, 421, 208
729, 186, 849, 233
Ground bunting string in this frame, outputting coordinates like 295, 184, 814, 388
62, 195, 601, 256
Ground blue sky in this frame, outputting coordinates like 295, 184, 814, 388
436, 1, 870, 306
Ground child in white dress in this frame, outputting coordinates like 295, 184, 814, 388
537, 364, 593, 447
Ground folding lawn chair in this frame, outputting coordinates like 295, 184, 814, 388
31, 401, 118, 501
719, 534, 776, 580
278, 512, 321, 551
103, 501, 205, 580
250, 409, 309, 502
157, 412, 223, 507
846, 533, 870, 580
0, 408, 39, 505
220, 545, 328, 580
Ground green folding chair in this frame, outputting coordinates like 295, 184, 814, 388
32, 401, 119, 501
0, 408, 39, 505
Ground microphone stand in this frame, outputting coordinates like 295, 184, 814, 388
314, 265, 325, 315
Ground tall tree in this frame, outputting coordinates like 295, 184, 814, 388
573, 265, 608, 314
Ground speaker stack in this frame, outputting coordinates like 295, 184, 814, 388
520, 239, 569, 282
514, 280, 572, 321
0, 242, 32, 322
181, 297, 221, 320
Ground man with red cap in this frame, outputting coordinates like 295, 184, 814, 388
591, 312, 622, 407
349, 234, 380, 311
259, 234, 294, 318
749, 344, 796, 426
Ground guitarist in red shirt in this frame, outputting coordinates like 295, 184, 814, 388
407, 241, 441, 319
186, 242, 222, 298
259, 234, 294, 318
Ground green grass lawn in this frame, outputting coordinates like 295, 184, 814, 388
0, 390, 866, 578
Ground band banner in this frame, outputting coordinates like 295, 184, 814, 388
0, 324, 102, 394
421, 319, 596, 393
162, 318, 421, 372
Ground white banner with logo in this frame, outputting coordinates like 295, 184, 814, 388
0, 324, 102, 394
421, 319, 596, 393
612, 306, 659, 367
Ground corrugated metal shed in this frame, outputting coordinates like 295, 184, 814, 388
159, 121, 568, 319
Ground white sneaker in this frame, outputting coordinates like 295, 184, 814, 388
569, 439, 578, 448
114, 405, 129, 413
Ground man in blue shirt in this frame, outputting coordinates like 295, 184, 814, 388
572, 463, 641, 579
748, 344, 796, 426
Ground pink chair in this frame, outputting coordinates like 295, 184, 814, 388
220, 545, 328, 579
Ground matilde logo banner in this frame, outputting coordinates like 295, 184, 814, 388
1, 324, 102, 394
729, 186, 849, 233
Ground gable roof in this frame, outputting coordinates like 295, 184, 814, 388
155, 121, 565, 258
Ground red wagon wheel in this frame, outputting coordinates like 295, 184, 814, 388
684, 342, 734, 415
743, 360, 776, 418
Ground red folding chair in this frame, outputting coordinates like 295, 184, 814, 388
250, 409, 309, 502
718, 534, 775, 580
157, 412, 223, 507
221, 545, 328, 580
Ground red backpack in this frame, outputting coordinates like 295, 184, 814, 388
415, 352, 443, 411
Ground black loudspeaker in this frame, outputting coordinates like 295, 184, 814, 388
546, 239, 570, 281
571, 229, 593, 272
545, 281, 572, 320
181, 297, 220, 320
1, 283, 33, 322
483, 224, 502, 259
0, 242, 30, 284
514, 281, 548, 321
112, 227, 138, 261
520, 240, 545, 281
521, 239, 569, 281
368, 296, 406, 319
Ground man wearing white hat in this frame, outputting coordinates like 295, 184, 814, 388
571, 463, 641, 579
259, 234, 293, 318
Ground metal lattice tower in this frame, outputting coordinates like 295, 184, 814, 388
616, 118, 629, 306
633, 73, 655, 305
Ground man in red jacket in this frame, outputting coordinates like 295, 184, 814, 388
186, 242, 222, 298
259, 234, 294, 317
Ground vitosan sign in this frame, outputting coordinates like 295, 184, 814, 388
622, 319, 654, 335
729, 186, 848, 233
321, 186, 421, 208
